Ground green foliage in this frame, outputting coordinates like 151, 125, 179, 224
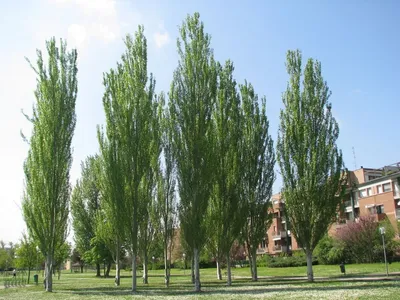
314, 235, 345, 265
15, 234, 39, 271
71, 155, 102, 258
266, 255, 319, 268
22, 37, 78, 291
277, 49, 346, 280
240, 82, 275, 280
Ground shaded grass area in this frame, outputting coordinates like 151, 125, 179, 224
1, 263, 400, 299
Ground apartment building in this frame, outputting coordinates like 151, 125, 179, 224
260, 163, 400, 256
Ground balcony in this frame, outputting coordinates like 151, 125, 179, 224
396, 208, 400, 220
272, 231, 288, 240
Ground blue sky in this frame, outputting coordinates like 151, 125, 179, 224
1, 0, 399, 244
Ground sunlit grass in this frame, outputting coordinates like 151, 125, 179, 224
1, 263, 399, 299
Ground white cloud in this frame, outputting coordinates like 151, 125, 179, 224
153, 23, 170, 48
75, 0, 116, 17
68, 24, 87, 49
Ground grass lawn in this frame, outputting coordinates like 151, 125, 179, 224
1, 263, 400, 299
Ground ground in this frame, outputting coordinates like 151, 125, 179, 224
1, 263, 399, 299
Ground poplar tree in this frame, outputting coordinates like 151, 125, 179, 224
240, 82, 275, 282
206, 61, 243, 285
277, 50, 346, 282
22, 38, 77, 292
169, 12, 218, 292
100, 26, 157, 293
71, 155, 102, 276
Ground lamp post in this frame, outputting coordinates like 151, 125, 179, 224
182, 253, 186, 275
152, 256, 155, 274
379, 227, 389, 276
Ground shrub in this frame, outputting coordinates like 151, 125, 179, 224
315, 235, 345, 265
266, 255, 318, 268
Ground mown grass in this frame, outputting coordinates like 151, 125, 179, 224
1, 263, 399, 299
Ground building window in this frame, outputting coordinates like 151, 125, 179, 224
377, 185, 383, 194
383, 183, 391, 192
369, 175, 380, 181
376, 205, 385, 214
359, 189, 367, 198
261, 238, 266, 248
368, 206, 376, 215
367, 188, 372, 196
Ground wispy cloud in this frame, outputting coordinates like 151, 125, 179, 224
153, 23, 170, 48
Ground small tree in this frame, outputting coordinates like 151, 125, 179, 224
54, 242, 71, 280
15, 234, 39, 283
277, 50, 346, 281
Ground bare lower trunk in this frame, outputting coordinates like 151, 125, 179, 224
251, 249, 257, 281
106, 262, 111, 277
164, 246, 169, 287
216, 259, 222, 280
194, 247, 201, 292
142, 253, 148, 284
132, 251, 137, 293
80, 265, 84, 273
226, 253, 232, 286
96, 263, 101, 277
45, 254, 53, 292
306, 249, 314, 282
191, 257, 195, 284
115, 244, 120, 286
27, 268, 31, 284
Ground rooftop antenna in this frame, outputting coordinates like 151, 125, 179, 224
352, 147, 357, 170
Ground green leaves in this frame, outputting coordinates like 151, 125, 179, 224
277, 49, 346, 281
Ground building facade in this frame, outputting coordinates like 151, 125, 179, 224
260, 163, 400, 256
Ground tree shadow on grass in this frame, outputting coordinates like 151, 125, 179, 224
64, 278, 400, 297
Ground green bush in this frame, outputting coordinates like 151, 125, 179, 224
266, 255, 318, 268
315, 235, 345, 265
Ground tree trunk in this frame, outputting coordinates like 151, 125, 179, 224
191, 256, 195, 284
27, 267, 31, 284
131, 251, 137, 293
115, 244, 120, 286
164, 244, 169, 287
45, 254, 53, 292
226, 253, 232, 286
80, 265, 84, 273
142, 252, 149, 284
96, 263, 101, 277
306, 248, 314, 282
106, 262, 111, 278
216, 259, 222, 280
193, 247, 201, 292
251, 248, 257, 281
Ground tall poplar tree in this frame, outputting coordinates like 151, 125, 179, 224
100, 26, 157, 293
240, 82, 275, 282
169, 12, 218, 292
22, 38, 77, 292
277, 50, 346, 282
206, 61, 243, 285
157, 93, 176, 287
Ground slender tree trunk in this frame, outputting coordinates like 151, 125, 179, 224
106, 262, 111, 277
216, 259, 222, 280
164, 242, 169, 287
306, 248, 314, 282
45, 254, 53, 292
132, 251, 137, 293
96, 263, 101, 277
251, 248, 257, 281
142, 251, 148, 284
193, 247, 201, 292
80, 265, 84, 273
115, 243, 120, 286
226, 253, 232, 286
191, 256, 195, 284
28, 268, 31, 284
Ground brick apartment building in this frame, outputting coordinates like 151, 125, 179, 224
257, 163, 400, 256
